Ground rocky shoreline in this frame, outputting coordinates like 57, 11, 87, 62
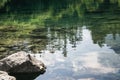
0, 71, 16, 80
0, 51, 46, 80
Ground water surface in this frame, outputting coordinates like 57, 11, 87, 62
35, 27, 120, 80
0, 0, 120, 80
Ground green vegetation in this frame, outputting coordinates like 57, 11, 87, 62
0, 0, 120, 27
0, 0, 120, 57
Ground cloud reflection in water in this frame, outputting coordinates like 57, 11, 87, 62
35, 28, 120, 80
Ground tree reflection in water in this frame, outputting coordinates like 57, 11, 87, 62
0, 0, 120, 80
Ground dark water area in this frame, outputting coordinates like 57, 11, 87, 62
0, 0, 120, 80
9, 73, 42, 80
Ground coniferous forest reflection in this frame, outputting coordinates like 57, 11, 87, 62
0, 0, 120, 56
0, 0, 120, 80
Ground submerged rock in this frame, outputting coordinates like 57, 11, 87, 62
0, 71, 16, 80
0, 51, 46, 73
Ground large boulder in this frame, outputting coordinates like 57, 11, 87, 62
0, 71, 16, 80
0, 51, 46, 73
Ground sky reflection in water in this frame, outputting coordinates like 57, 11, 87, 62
35, 27, 120, 80
0, 0, 120, 80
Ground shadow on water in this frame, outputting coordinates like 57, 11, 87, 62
9, 73, 45, 80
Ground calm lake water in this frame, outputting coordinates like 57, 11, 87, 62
0, 0, 120, 80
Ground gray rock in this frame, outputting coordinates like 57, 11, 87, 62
0, 51, 46, 73
0, 71, 16, 80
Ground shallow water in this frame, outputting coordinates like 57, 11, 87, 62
0, 0, 120, 80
